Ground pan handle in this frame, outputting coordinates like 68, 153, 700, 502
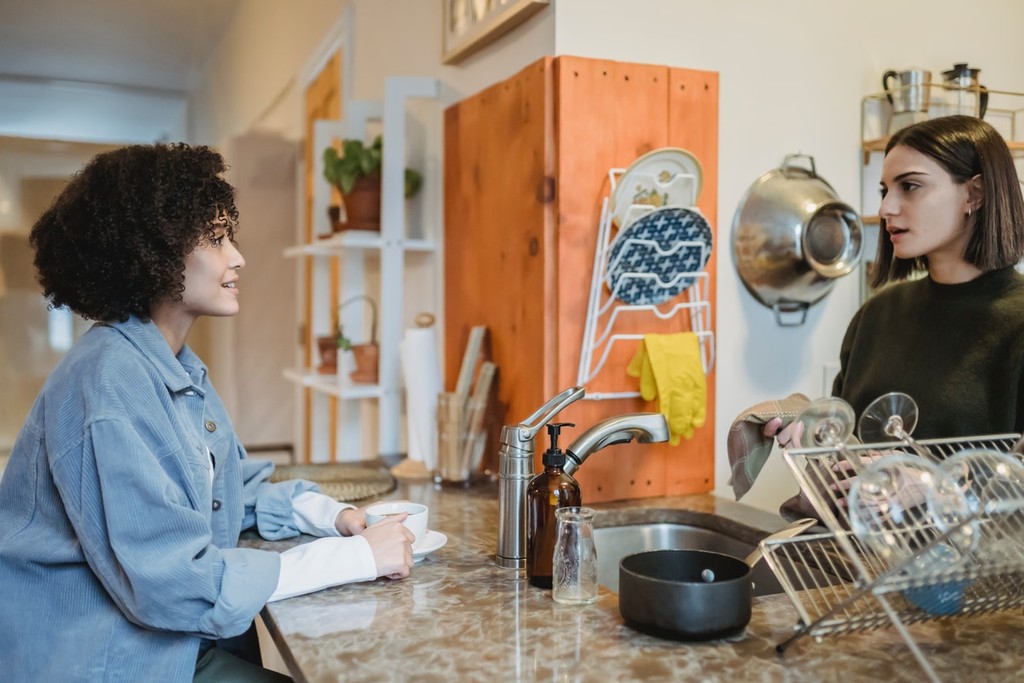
744, 517, 818, 568
780, 153, 817, 179
772, 301, 809, 326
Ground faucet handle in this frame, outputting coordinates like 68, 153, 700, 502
512, 386, 585, 444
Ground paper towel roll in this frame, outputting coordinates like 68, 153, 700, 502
400, 326, 442, 470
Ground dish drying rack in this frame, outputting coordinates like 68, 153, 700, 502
762, 433, 1024, 682
575, 168, 715, 401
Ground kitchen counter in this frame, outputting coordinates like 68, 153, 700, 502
243, 478, 1024, 683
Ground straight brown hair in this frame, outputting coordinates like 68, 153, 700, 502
872, 115, 1024, 287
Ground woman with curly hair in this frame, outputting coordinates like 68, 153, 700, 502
0, 144, 414, 682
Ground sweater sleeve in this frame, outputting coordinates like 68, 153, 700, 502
237, 451, 322, 540
50, 417, 279, 640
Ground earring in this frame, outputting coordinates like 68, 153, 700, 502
967, 206, 973, 218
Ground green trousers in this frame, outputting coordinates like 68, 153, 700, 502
193, 622, 292, 683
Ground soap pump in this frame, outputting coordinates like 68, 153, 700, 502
526, 422, 583, 588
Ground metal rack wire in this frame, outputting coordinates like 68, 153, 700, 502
575, 168, 715, 401
762, 433, 1024, 682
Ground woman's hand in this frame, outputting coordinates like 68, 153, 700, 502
763, 417, 805, 449
361, 514, 415, 579
334, 507, 367, 536
333, 499, 414, 536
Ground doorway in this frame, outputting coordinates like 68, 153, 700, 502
0, 137, 119, 459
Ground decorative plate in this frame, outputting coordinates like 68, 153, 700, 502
605, 206, 713, 306
610, 147, 703, 226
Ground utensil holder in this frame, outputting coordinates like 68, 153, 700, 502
436, 392, 488, 483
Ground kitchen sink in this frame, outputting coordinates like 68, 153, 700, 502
593, 522, 790, 597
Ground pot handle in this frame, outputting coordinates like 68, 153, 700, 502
882, 70, 897, 105
772, 301, 809, 326
780, 153, 817, 179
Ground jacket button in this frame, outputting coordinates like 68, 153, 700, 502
212, 499, 222, 511
205, 420, 217, 432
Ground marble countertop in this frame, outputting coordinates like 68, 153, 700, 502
245, 477, 1024, 683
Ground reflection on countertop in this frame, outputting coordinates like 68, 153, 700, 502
243, 479, 1023, 683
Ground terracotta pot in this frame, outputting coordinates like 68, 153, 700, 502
317, 336, 339, 374
339, 176, 381, 231
327, 204, 344, 234
349, 343, 379, 383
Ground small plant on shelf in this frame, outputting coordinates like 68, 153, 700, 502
322, 135, 423, 232
316, 295, 379, 384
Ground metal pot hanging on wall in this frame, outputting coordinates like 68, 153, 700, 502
731, 154, 863, 326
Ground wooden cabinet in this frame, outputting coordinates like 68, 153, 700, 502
444, 56, 719, 503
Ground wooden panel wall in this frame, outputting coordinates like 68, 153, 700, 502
444, 58, 554, 452
444, 56, 718, 502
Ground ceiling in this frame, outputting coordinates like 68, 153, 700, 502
0, 0, 241, 96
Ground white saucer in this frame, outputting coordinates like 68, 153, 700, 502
412, 529, 447, 563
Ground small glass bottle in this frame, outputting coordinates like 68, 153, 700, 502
552, 506, 598, 604
526, 422, 582, 589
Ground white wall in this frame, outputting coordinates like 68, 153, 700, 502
553, 0, 1024, 511
190, 0, 347, 148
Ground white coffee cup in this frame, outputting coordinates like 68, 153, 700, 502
365, 501, 428, 545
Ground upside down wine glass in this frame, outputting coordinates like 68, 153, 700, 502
787, 397, 857, 520
856, 391, 920, 446
795, 396, 856, 449
848, 391, 974, 586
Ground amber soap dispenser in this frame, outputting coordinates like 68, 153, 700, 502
526, 422, 582, 588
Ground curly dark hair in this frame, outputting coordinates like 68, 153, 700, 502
30, 143, 239, 321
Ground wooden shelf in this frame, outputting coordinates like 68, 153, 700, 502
283, 368, 383, 400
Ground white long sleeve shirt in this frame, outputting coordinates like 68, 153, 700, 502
207, 450, 377, 601
268, 492, 378, 601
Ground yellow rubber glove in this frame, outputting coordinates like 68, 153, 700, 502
627, 333, 706, 445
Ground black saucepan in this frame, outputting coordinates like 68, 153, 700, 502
618, 518, 817, 640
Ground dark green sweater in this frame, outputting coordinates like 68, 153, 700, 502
832, 266, 1024, 439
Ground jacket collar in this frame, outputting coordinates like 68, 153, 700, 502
106, 315, 208, 393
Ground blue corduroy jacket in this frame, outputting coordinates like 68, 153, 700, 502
0, 316, 316, 682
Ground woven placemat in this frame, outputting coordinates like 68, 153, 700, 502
270, 463, 397, 503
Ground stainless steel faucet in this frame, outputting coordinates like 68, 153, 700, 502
494, 386, 670, 569
562, 412, 670, 476
496, 386, 584, 569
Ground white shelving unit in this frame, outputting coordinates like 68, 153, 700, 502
285, 76, 439, 462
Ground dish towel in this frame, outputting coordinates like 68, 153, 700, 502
626, 333, 706, 445
726, 393, 811, 500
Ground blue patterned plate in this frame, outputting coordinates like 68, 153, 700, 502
605, 207, 713, 306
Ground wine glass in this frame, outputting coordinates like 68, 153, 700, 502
786, 397, 857, 519
794, 397, 856, 448
857, 391, 919, 444
848, 453, 971, 570
940, 448, 1024, 565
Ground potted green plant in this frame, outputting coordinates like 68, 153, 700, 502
316, 294, 379, 383
322, 135, 424, 232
